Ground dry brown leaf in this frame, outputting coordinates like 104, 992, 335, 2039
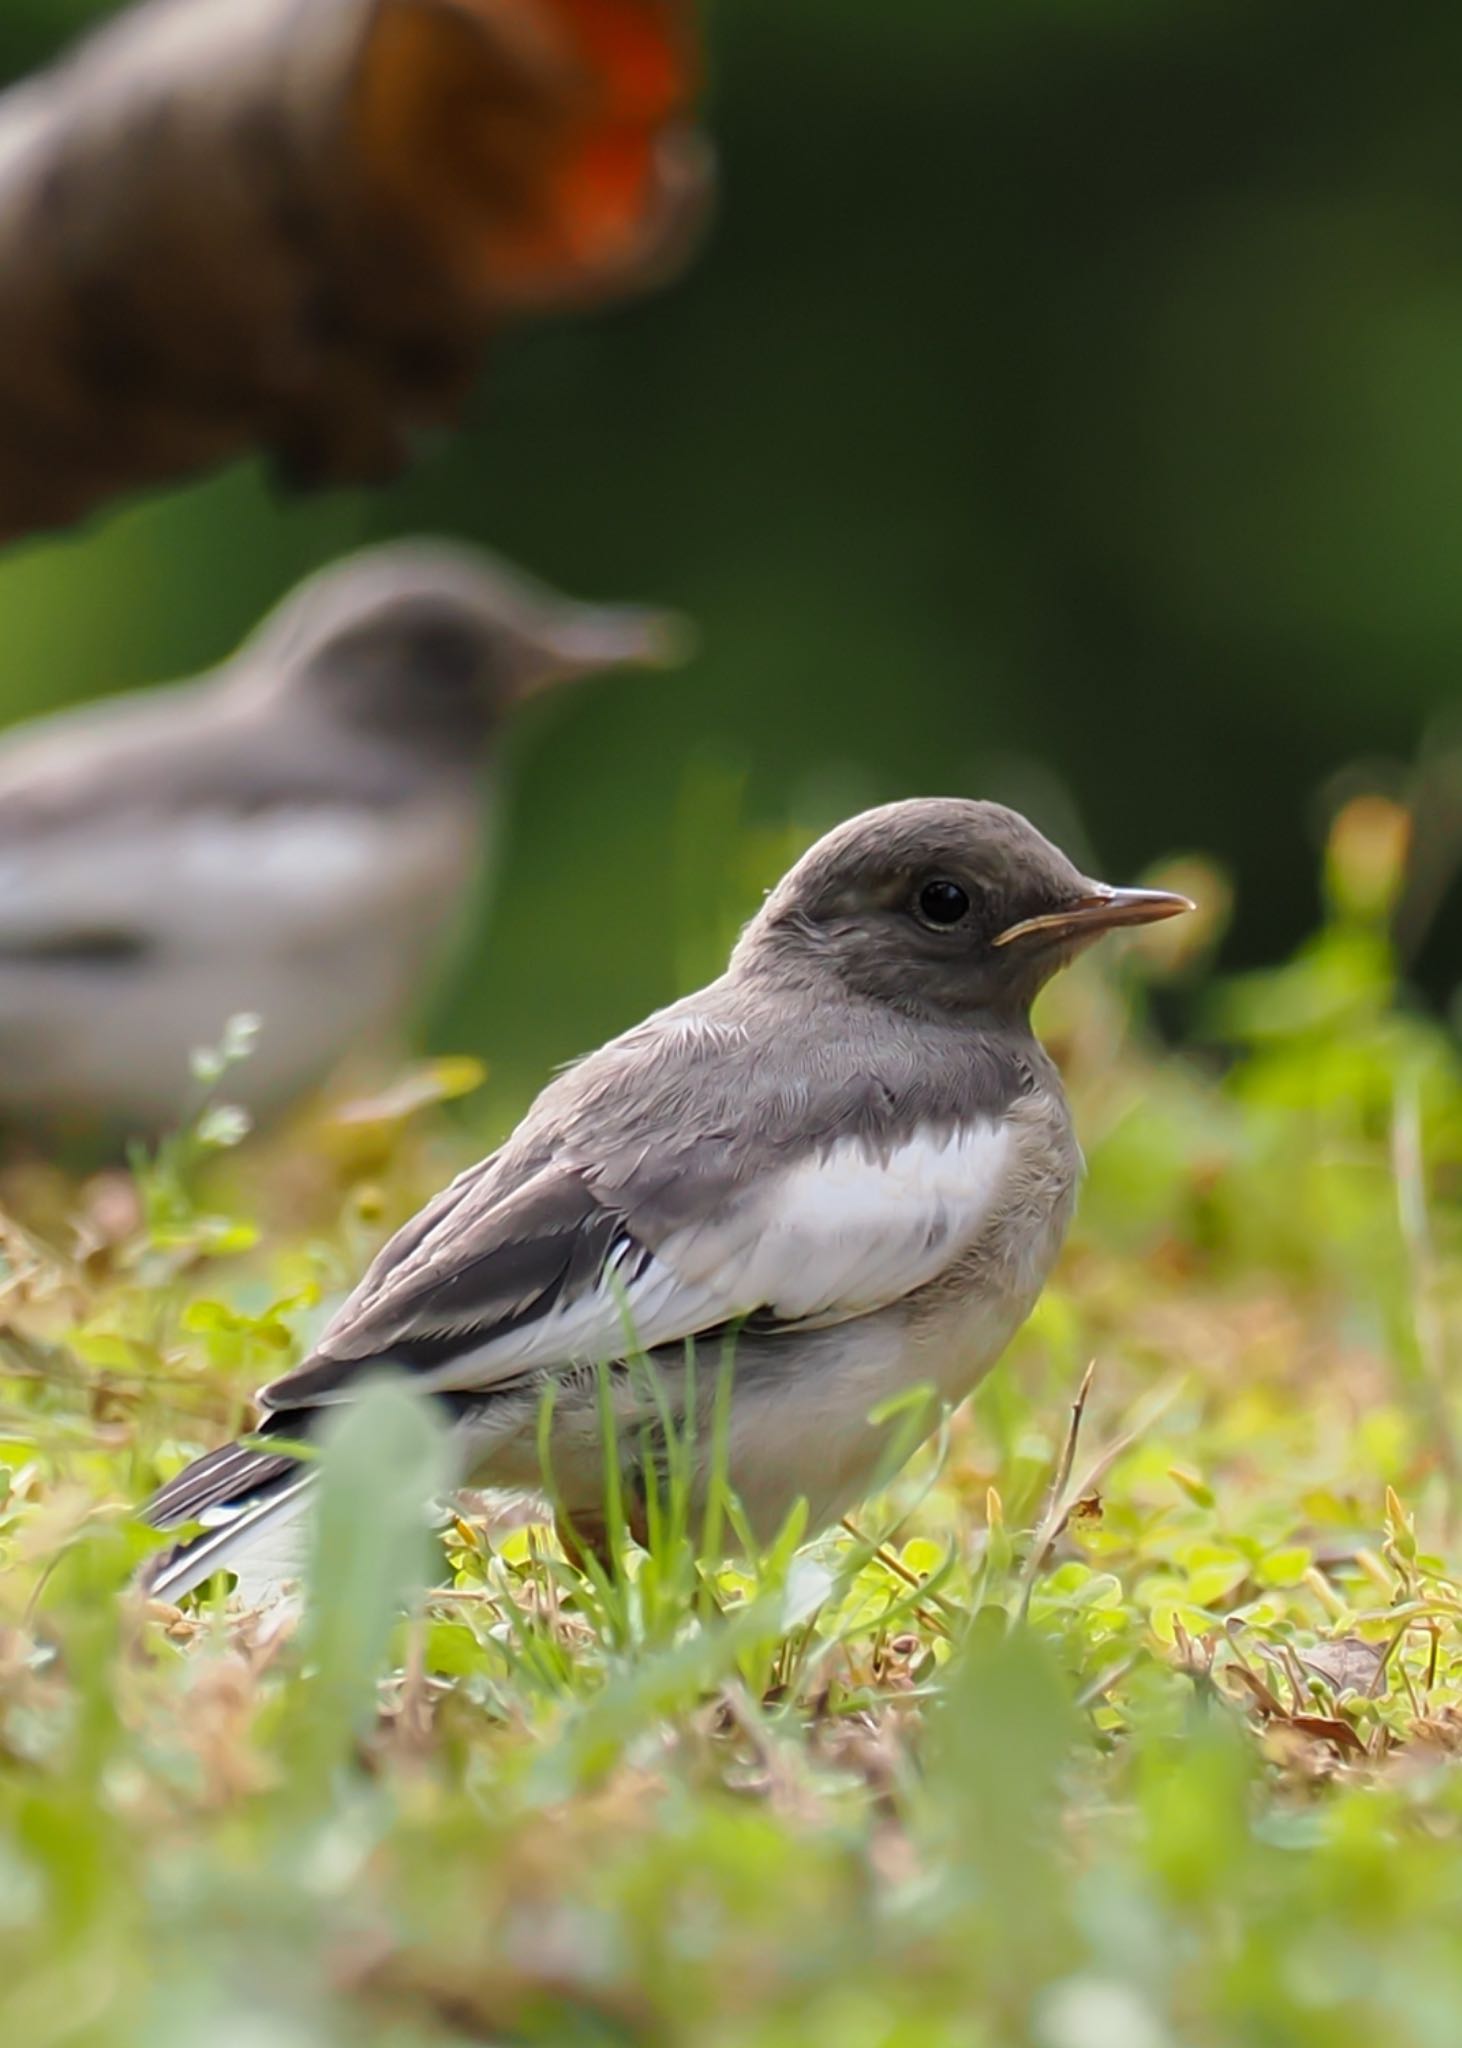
1288, 1713, 1369, 1760
1294, 1637, 1390, 1701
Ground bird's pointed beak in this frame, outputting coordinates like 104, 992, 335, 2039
992, 883, 1195, 949
516, 605, 696, 697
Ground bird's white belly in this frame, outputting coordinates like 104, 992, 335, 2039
720, 1286, 1036, 1538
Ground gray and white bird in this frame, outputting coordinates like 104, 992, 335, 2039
141, 797, 1190, 1602
0, 542, 679, 1138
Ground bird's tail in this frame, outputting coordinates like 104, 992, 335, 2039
138, 1415, 315, 1606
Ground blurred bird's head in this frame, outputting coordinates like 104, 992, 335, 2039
249, 541, 689, 756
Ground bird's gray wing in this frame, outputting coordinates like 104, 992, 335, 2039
259, 1153, 715, 1408
258, 1100, 1019, 1412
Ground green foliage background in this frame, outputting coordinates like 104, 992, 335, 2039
1, 12, 1462, 2046
1, 0, 1460, 1113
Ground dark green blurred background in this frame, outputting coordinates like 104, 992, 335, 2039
2, 0, 1460, 1112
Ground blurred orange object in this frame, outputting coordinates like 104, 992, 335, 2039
0, 0, 711, 543
357, 0, 707, 308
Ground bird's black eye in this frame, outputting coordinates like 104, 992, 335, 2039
915, 878, 971, 929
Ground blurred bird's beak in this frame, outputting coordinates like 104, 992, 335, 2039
517, 605, 696, 696
992, 884, 1194, 948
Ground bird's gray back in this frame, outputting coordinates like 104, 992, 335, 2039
535, 976, 1046, 1196
0, 665, 462, 843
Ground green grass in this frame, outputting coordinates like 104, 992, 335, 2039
1, 802, 1460, 2047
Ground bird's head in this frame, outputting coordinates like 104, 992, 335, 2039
736, 797, 1191, 1022
253, 542, 688, 756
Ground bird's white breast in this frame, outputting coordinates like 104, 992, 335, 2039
719, 1092, 1080, 1534
708, 1120, 1017, 1323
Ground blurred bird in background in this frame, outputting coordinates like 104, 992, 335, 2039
0, 542, 685, 1142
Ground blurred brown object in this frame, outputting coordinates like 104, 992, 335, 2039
0, 0, 708, 545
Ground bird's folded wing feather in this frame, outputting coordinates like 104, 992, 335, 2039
260, 1117, 1016, 1411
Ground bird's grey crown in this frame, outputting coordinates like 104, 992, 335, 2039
252, 540, 567, 755
734, 796, 1093, 1020
251, 541, 567, 676
752, 797, 1087, 936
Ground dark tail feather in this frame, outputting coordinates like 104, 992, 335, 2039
145, 1436, 299, 1528
138, 1412, 315, 1604
138, 1471, 316, 1605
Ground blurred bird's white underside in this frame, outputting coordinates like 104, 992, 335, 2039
0, 802, 478, 1126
